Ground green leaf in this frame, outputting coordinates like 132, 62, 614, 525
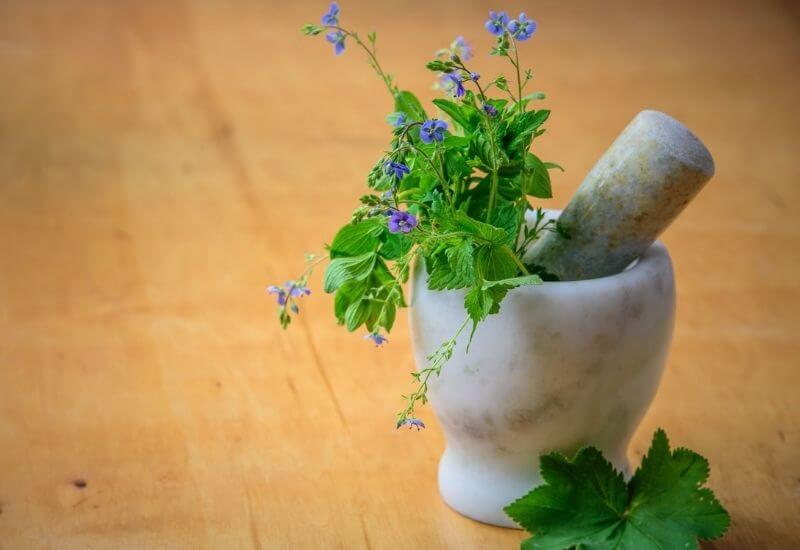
333, 279, 369, 323
482, 274, 542, 290
394, 90, 427, 122
523, 92, 546, 101
300, 23, 324, 36
330, 219, 382, 258
380, 230, 413, 260
504, 429, 730, 550
454, 212, 509, 246
521, 153, 552, 199
474, 244, 518, 281
443, 134, 472, 148
490, 201, 522, 248
433, 98, 471, 130
428, 239, 475, 290
543, 162, 564, 172
464, 285, 493, 325
323, 252, 377, 293
344, 299, 371, 331
425, 60, 455, 73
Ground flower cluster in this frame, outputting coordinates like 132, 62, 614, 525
291, 6, 559, 427
267, 281, 311, 328
485, 10, 537, 41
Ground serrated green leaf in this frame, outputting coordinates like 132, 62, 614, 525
428, 239, 475, 290
464, 285, 494, 325
474, 244, 518, 281
505, 429, 730, 550
490, 201, 522, 248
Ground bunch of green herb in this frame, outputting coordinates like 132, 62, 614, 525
273, 5, 562, 428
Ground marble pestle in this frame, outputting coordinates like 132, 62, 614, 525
525, 110, 715, 281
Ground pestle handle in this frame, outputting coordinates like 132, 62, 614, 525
525, 110, 714, 281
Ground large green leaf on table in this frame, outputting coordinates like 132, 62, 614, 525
521, 153, 552, 199
504, 429, 730, 550
323, 251, 377, 293
330, 218, 383, 258
394, 90, 427, 122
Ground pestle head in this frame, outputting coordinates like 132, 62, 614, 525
635, 110, 714, 179
525, 110, 715, 281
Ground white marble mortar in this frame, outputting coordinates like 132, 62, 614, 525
408, 211, 675, 528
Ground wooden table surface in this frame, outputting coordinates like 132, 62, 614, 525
1, 0, 798, 548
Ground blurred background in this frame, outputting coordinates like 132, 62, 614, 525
0, 0, 798, 547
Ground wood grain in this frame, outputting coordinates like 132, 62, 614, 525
0, 0, 798, 547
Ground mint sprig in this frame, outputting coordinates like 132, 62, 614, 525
504, 429, 730, 550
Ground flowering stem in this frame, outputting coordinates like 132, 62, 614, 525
396, 316, 470, 427
510, 36, 524, 113
326, 26, 397, 98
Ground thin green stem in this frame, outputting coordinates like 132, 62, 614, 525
511, 37, 524, 113
326, 26, 397, 98
503, 245, 530, 275
486, 170, 500, 222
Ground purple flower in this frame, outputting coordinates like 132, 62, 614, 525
266, 285, 287, 305
384, 160, 410, 181
419, 119, 447, 144
483, 103, 498, 117
267, 282, 311, 306
326, 31, 346, 55
398, 418, 426, 430
386, 111, 407, 127
485, 11, 509, 35
364, 332, 388, 346
387, 210, 418, 234
451, 36, 473, 61
470, 72, 480, 82
508, 13, 537, 41
286, 282, 311, 298
442, 73, 465, 99
321, 2, 339, 26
